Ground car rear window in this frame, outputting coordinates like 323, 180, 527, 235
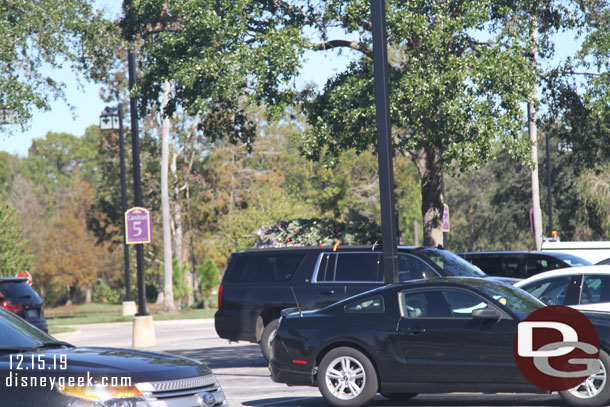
226, 254, 304, 283
0, 281, 36, 299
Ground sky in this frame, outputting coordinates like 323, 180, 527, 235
0, 1, 356, 157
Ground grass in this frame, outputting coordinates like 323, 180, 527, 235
48, 326, 77, 335
46, 302, 217, 326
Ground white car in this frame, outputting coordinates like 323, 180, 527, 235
515, 265, 610, 312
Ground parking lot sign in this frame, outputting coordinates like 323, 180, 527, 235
125, 207, 153, 244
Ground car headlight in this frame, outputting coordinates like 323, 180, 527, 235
59, 384, 147, 406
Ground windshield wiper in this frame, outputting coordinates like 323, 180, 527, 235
37, 340, 75, 349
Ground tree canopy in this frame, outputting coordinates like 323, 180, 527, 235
0, 0, 120, 130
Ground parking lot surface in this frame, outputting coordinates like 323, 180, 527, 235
56, 318, 565, 407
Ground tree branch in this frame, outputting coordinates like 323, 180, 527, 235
309, 40, 373, 59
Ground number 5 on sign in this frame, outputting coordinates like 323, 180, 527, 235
125, 207, 153, 244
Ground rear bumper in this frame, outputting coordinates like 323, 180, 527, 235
269, 360, 314, 386
214, 309, 256, 342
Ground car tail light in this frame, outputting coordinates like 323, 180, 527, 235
218, 284, 224, 309
1, 300, 23, 312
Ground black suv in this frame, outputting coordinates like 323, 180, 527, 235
0, 278, 47, 332
457, 251, 591, 280
215, 246, 486, 360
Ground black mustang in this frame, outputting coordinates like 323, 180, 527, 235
270, 277, 610, 407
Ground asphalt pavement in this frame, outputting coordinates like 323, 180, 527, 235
55, 318, 566, 407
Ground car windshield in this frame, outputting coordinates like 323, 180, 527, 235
418, 249, 487, 277
477, 282, 544, 319
0, 308, 54, 350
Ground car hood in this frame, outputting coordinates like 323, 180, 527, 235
0, 347, 212, 383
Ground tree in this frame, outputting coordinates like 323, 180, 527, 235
122, 0, 535, 247
197, 259, 218, 310
0, 199, 32, 276
0, 0, 120, 130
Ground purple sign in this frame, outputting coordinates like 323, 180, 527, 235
125, 207, 153, 244
442, 204, 450, 232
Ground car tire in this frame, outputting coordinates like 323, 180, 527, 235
317, 347, 377, 407
559, 349, 610, 407
260, 319, 279, 362
381, 392, 418, 401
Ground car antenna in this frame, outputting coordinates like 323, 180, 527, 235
290, 286, 303, 317
372, 241, 378, 251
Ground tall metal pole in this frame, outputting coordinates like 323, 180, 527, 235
371, 0, 398, 284
441, 172, 447, 249
128, 48, 148, 316
545, 132, 554, 234
117, 104, 131, 302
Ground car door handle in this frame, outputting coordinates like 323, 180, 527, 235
320, 290, 335, 295
405, 327, 426, 335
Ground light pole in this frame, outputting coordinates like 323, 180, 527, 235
127, 47, 156, 347
99, 105, 132, 307
371, 0, 398, 284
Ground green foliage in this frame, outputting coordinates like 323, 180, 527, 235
197, 260, 218, 309
171, 258, 189, 306
0, 0, 120, 131
0, 199, 33, 276
92, 281, 119, 303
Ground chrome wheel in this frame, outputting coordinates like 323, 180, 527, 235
324, 356, 366, 400
568, 360, 607, 399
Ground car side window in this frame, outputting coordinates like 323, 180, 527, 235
526, 256, 565, 278
442, 290, 490, 317
335, 253, 382, 282
401, 289, 490, 318
520, 276, 571, 305
317, 253, 382, 282
581, 275, 610, 304
344, 295, 385, 314
397, 254, 436, 281
227, 254, 304, 282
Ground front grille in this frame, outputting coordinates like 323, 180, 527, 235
137, 375, 226, 406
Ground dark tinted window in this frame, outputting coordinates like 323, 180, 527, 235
525, 255, 566, 277
344, 295, 385, 313
0, 281, 37, 300
316, 253, 382, 282
335, 253, 382, 282
227, 254, 304, 282
469, 255, 503, 276
397, 253, 436, 281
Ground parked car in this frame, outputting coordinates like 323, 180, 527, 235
514, 265, 610, 312
215, 245, 486, 360
0, 307, 227, 406
0, 277, 47, 332
270, 277, 610, 407
458, 250, 591, 279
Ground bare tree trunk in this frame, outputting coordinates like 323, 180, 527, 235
529, 19, 543, 251
171, 139, 184, 268
161, 80, 176, 311
412, 147, 444, 247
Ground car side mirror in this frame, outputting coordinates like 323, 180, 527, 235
472, 308, 501, 320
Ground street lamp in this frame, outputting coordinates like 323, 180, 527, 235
99, 105, 133, 308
